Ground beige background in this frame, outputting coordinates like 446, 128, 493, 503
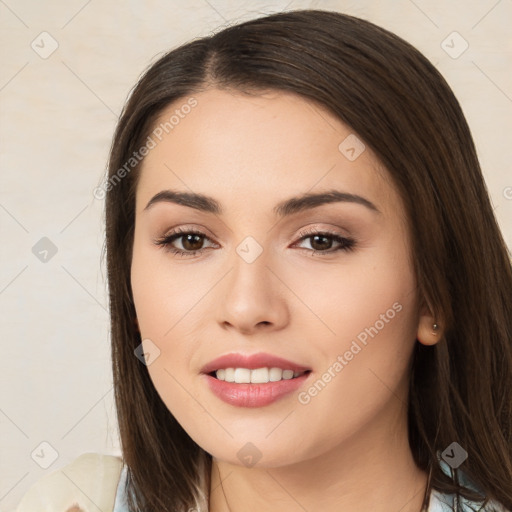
1, 0, 511, 508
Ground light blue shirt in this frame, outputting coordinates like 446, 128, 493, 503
113, 459, 509, 511
113, 464, 129, 512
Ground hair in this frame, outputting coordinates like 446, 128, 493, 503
104, 9, 512, 512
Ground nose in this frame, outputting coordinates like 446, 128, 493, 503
217, 248, 290, 335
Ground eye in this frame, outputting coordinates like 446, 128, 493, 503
154, 227, 217, 257
294, 227, 356, 255
154, 226, 356, 257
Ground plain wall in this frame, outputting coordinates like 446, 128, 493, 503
1, 0, 510, 508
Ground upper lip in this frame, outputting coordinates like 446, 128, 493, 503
201, 352, 312, 374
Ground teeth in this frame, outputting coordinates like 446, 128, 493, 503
269, 367, 283, 382
215, 367, 305, 383
234, 368, 251, 383
251, 367, 269, 383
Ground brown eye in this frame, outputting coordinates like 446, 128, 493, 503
155, 228, 217, 257
181, 233, 205, 251
309, 234, 334, 251
295, 229, 356, 255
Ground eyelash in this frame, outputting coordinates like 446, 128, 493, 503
154, 226, 356, 258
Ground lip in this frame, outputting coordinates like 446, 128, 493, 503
203, 372, 311, 408
200, 352, 312, 374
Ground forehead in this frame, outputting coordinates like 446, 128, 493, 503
135, 88, 398, 217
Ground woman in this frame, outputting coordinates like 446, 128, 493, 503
16, 8, 512, 512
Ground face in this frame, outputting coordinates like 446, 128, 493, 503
130, 88, 422, 468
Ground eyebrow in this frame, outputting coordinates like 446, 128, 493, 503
144, 189, 380, 216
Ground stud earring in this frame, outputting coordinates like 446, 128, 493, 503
432, 323, 439, 335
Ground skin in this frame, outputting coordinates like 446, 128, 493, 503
130, 88, 440, 512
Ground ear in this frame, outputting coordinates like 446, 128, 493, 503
416, 310, 442, 346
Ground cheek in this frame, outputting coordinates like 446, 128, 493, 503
284, 238, 417, 352
130, 236, 206, 341
283, 244, 418, 433
130, 237, 210, 414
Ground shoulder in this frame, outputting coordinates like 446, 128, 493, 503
15, 452, 123, 512
428, 460, 510, 512
429, 489, 510, 511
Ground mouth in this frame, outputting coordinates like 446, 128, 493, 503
200, 352, 312, 381
203, 363, 313, 408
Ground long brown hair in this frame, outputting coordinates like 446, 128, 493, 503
104, 9, 512, 511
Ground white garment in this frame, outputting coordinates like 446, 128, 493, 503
14, 453, 123, 512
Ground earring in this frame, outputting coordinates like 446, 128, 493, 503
432, 323, 439, 335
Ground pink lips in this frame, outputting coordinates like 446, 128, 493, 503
200, 352, 311, 374
201, 352, 312, 408
204, 373, 310, 407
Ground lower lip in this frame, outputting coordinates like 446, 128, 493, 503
203, 372, 311, 408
